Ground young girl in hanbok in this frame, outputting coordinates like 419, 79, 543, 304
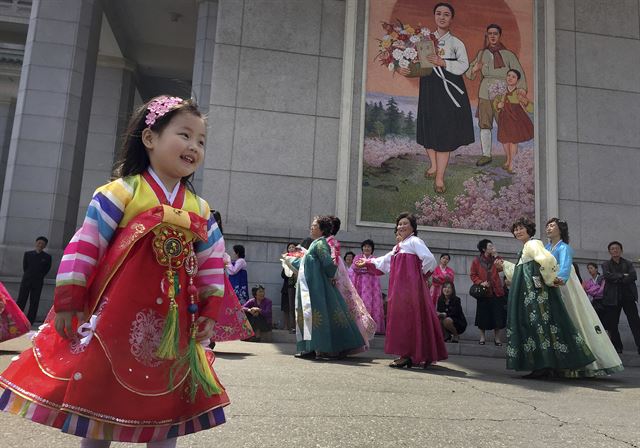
356, 213, 447, 368
227, 245, 249, 305
0, 96, 230, 447
494, 69, 534, 173
0, 282, 31, 343
350, 240, 385, 334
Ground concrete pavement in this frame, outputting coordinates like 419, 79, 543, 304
1, 335, 639, 447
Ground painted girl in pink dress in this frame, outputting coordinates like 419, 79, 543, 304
351, 240, 385, 334
356, 213, 447, 369
430, 253, 455, 307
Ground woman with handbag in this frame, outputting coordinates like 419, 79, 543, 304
470, 239, 506, 345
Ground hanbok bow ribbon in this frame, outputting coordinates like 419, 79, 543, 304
433, 66, 465, 108
77, 314, 98, 345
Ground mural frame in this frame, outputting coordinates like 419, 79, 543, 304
336, 0, 557, 237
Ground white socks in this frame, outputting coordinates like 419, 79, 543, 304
480, 129, 492, 157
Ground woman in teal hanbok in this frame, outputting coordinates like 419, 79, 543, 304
282, 216, 365, 359
498, 217, 595, 379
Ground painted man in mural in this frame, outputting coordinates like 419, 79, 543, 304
465, 24, 526, 167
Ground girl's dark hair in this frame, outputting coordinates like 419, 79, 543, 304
477, 239, 493, 253
286, 242, 297, 250
361, 239, 375, 253
211, 210, 223, 235
486, 23, 502, 34
112, 96, 204, 191
439, 281, 457, 300
395, 212, 418, 236
511, 217, 536, 237
587, 262, 599, 271
440, 253, 450, 260
546, 217, 569, 243
233, 244, 245, 259
508, 68, 522, 80
314, 215, 334, 237
329, 216, 341, 236
344, 251, 356, 261
433, 2, 455, 17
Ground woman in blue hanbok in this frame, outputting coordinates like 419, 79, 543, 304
282, 216, 365, 359
498, 217, 595, 378
544, 218, 623, 376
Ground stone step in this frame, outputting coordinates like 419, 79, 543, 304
269, 330, 640, 367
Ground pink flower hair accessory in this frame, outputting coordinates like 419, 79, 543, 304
145, 96, 184, 127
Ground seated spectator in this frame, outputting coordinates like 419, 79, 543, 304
436, 282, 467, 343
243, 285, 273, 342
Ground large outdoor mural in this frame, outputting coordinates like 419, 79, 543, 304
359, 0, 535, 233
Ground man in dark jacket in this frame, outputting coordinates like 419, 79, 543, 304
601, 241, 640, 354
17, 236, 52, 323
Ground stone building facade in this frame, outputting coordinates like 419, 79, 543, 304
0, 0, 638, 346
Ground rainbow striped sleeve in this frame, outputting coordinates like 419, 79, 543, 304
194, 209, 225, 320
54, 178, 134, 312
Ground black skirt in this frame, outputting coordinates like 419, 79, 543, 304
474, 296, 506, 330
416, 68, 475, 152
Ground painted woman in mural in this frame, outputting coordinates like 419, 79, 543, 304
398, 2, 474, 194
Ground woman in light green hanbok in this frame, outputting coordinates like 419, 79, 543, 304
282, 216, 365, 359
544, 218, 623, 376
498, 217, 595, 379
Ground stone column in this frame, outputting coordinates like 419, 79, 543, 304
77, 56, 135, 226
0, 0, 102, 274
191, 0, 218, 194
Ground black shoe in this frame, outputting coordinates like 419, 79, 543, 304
522, 368, 552, 379
389, 357, 412, 369
294, 351, 316, 359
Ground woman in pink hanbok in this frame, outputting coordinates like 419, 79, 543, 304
351, 239, 385, 334
327, 217, 376, 352
0, 282, 31, 343
356, 213, 447, 369
430, 253, 455, 307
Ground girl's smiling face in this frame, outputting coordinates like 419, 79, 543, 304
143, 111, 205, 186
362, 244, 373, 257
506, 70, 519, 87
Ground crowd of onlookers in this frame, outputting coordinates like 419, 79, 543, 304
226, 236, 639, 355
8, 233, 639, 355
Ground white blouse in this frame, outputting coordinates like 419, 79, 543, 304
435, 31, 470, 76
372, 235, 436, 275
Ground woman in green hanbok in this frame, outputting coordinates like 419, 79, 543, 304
497, 217, 595, 378
282, 216, 365, 359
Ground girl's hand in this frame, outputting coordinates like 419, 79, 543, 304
355, 259, 367, 268
195, 316, 216, 343
497, 101, 505, 110
54, 311, 82, 340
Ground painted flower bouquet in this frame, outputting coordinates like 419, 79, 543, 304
375, 20, 431, 73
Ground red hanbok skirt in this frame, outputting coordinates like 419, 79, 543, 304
0, 282, 30, 343
497, 101, 534, 144
385, 253, 448, 365
0, 214, 229, 442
